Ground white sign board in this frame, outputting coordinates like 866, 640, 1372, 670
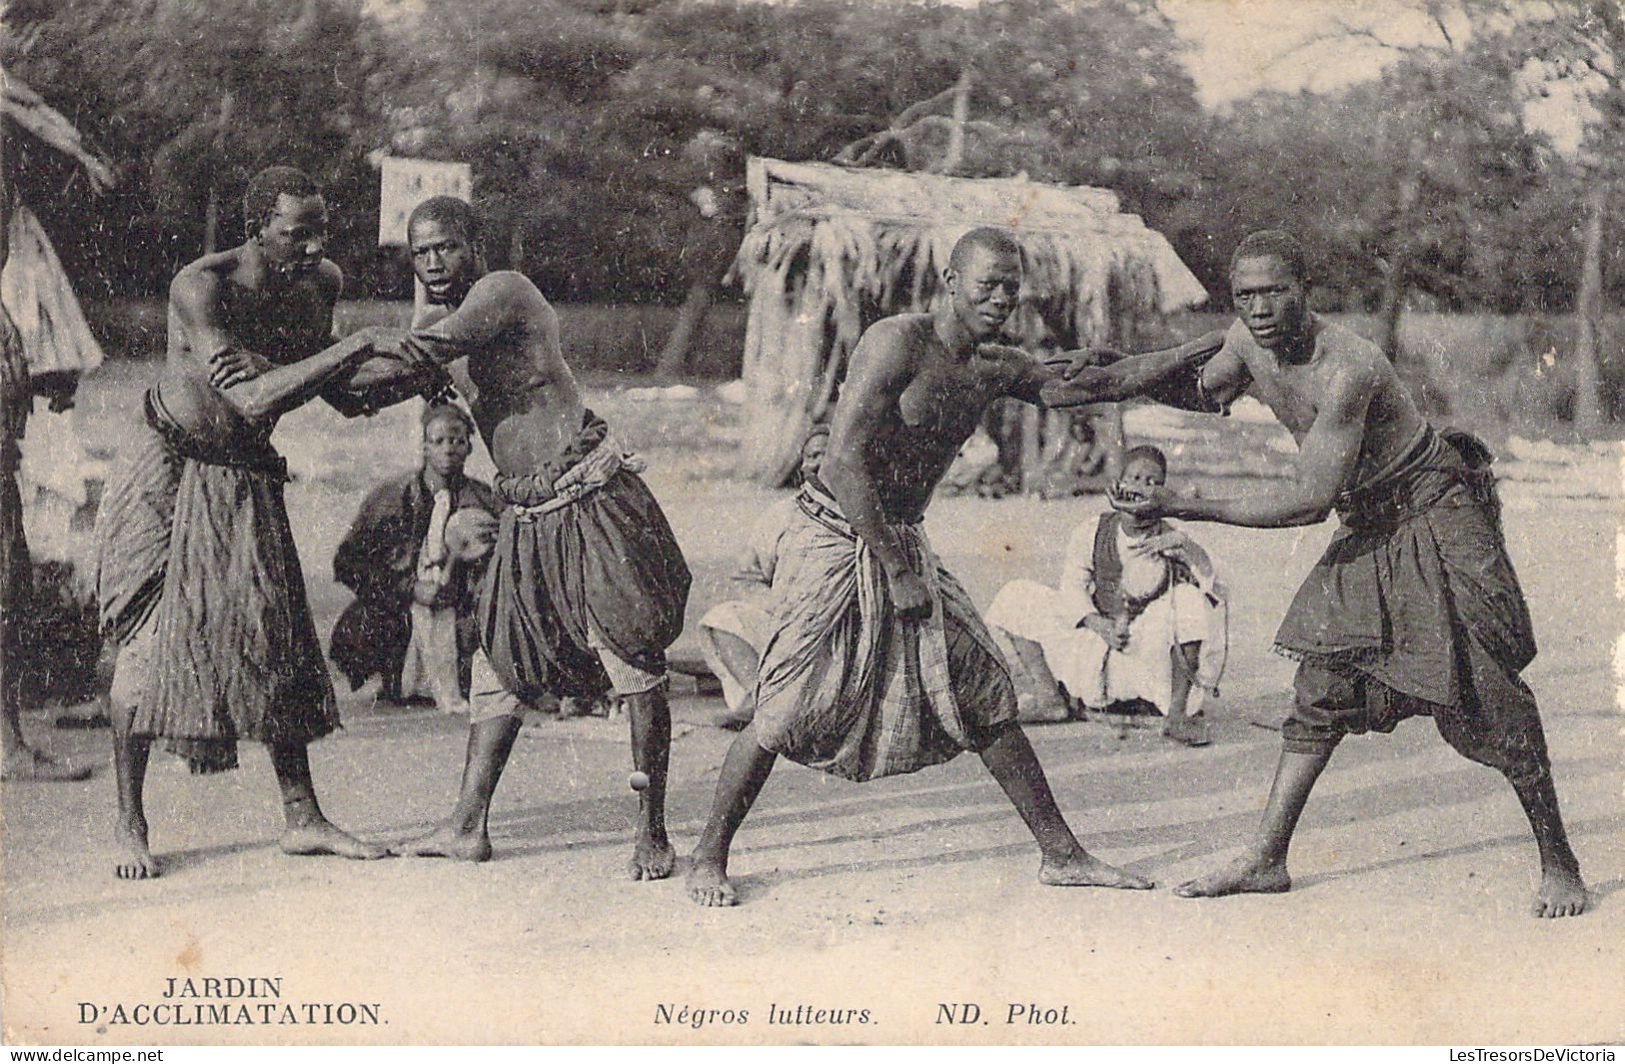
377, 156, 473, 246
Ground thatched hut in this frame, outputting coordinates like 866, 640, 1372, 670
731, 157, 1209, 486
2, 74, 117, 574
2, 75, 115, 376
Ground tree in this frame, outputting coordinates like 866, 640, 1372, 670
1512, 0, 1624, 431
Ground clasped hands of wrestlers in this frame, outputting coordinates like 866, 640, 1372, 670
206, 325, 442, 391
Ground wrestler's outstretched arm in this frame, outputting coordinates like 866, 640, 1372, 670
1013, 328, 1236, 409
174, 265, 382, 423
819, 320, 932, 621
317, 273, 545, 416
1123, 360, 1376, 529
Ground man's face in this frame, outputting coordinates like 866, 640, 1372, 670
423, 415, 472, 479
946, 245, 1021, 342
1230, 253, 1307, 351
1114, 455, 1165, 504
800, 432, 828, 481
257, 193, 328, 277
408, 217, 478, 304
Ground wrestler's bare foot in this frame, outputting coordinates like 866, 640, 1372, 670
1039, 849, 1154, 890
1174, 854, 1291, 898
629, 835, 677, 880
279, 819, 389, 861
1532, 865, 1587, 918
3, 746, 92, 782
686, 855, 737, 906
391, 824, 492, 862
114, 814, 158, 880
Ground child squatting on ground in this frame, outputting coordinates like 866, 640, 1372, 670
987, 445, 1226, 745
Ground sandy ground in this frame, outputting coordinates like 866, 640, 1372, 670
2, 367, 1622, 1045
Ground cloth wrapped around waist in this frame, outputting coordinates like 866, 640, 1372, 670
751, 484, 1017, 781
144, 390, 289, 481
493, 410, 645, 516
478, 408, 690, 700
1274, 424, 1533, 707
1334, 425, 1498, 533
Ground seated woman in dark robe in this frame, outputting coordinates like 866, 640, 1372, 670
329, 403, 497, 708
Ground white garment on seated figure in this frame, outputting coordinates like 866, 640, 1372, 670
698, 495, 798, 712
985, 513, 1227, 715
399, 486, 467, 714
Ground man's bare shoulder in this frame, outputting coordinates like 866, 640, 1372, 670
471, 270, 548, 305
854, 313, 932, 362
170, 249, 240, 307
1312, 315, 1384, 365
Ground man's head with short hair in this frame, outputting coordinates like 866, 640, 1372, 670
1116, 444, 1169, 509
243, 166, 322, 239
408, 196, 483, 250
243, 166, 327, 279
944, 227, 1023, 343
948, 227, 1022, 275
422, 402, 475, 437
1122, 444, 1168, 479
1229, 229, 1306, 283
1229, 228, 1310, 354
407, 196, 486, 305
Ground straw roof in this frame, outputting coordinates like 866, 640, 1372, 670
731, 157, 1208, 484
2, 74, 117, 376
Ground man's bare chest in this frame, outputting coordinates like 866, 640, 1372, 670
897, 359, 1004, 436
1244, 357, 1321, 438
220, 288, 328, 362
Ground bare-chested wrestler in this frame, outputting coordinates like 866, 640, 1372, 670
1108, 229, 1586, 918
685, 226, 1230, 906
358, 196, 690, 877
95, 166, 433, 879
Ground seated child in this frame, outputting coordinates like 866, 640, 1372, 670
986, 445, 1226, 745
329, 403, 499, 712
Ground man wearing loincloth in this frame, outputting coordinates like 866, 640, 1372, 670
95, 166, 438, 879
685, 227, 1231, 906
358, 196, 691, 876
1108, 229, 1587, 918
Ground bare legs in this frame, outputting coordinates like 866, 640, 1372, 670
686, 725, 778, 906
0, 600, 89, 781
686, 720, 1151, 907
112, 723, 385, 879
1174, 745, 1328, 897
272, 741, 389, 860
979, 723, 1152, 888
395, 687, 676, 877
1512, 772, 1586, 917
625, 686, 676, 879
1176, 742, 1587, 917
1162, 641, 1210, 746
112, 728, 156, 878
395, 714, 521, 862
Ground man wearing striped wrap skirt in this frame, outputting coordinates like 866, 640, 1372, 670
686, 227, 1236, 906
96, 167, 444, 880
342, 197, 691, 878
1107, 230, 1586, 919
